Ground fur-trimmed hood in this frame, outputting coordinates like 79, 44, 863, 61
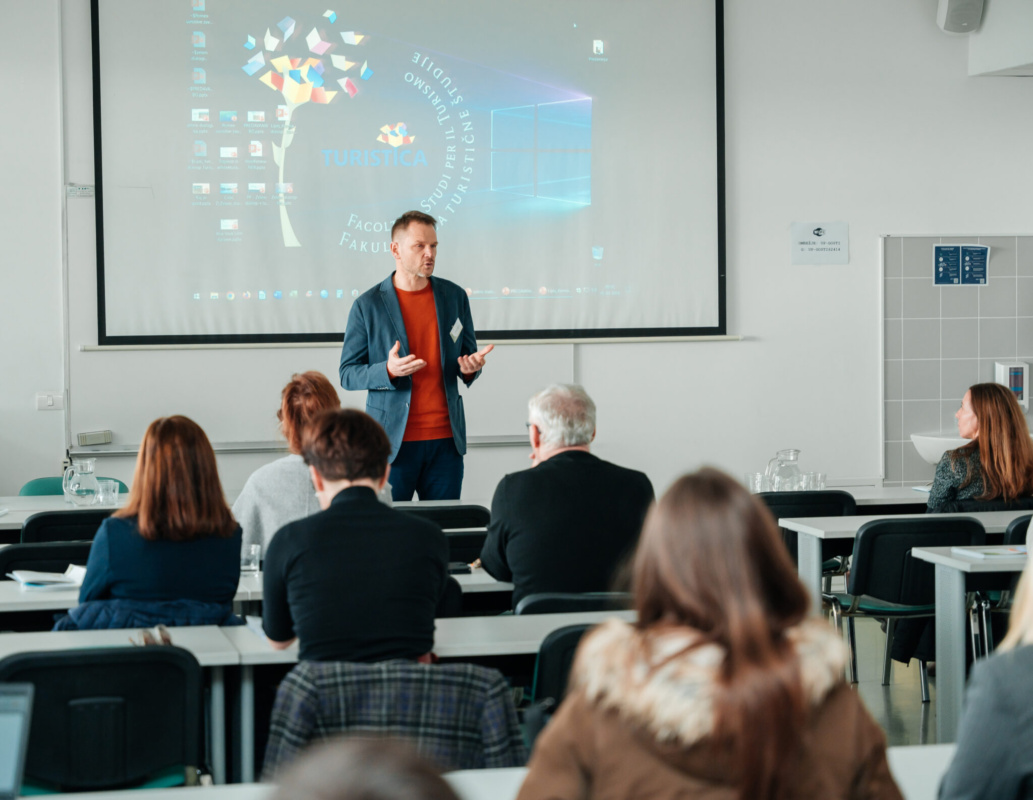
571, 617, 848, 749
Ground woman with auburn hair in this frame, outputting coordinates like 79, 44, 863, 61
517, 468, 902, 800
233, 371, 343, 554
927, 382, 1033, 512
56, 415, 241, 630
939, 550, 1033, 798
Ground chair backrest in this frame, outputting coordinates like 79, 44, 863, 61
848, 517, 986, 605
0, 541, 92, 578
756, 490, 857, 518
263, 660, 527, 780
18, 477, 128, 497
531, 623, 591, 704
1005, 514, 1032, 547
514, 592, 633, 615
21, 510, 112, 544
446, 530, 487, 563
400, 504, 490, 529
0, 646, 202, 792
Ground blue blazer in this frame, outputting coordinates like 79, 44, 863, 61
339, 274, 481, 461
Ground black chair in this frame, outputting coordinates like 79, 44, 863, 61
971, 514, 1033, 656
0, 541, 92, 577
0, 646, 205, 791
935, 497, 1033, 516
21, 509, 112, 543
514, 592, 633, 615
524, 623, 592, 746
757, 490, 857, 589
399, 504, 490, 530
823, 517, 986, 700
1005, 514, 1031, 546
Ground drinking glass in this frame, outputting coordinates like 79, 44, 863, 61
240, 544, 261, 573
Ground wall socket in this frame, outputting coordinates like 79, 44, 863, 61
35, 392, 65, 411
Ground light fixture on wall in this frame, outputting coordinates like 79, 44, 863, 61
937, 0, 984, 33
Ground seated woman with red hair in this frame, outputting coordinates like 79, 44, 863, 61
55, 415, 241, 630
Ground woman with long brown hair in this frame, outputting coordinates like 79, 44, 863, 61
927, 382, 1033, 512
516, 468, 901, 800
58, 415, 241, 630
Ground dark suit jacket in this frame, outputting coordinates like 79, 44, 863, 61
263, 486, 449, 662
339, 273, 480, 460
479, 451, 655, 607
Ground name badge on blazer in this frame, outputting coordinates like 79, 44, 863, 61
450, 318, 463, 342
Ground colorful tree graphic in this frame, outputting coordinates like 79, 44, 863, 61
243, 12, 366, 247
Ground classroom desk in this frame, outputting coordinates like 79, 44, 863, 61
0, 626, 238, 784
848, 487, 929, 510
223, 609, 635, 782
780, 511, 1030, 615
46, 746, 954, 800
912, 546, 1026, 744
0, 577, 257, 615
0, 494, 126, 533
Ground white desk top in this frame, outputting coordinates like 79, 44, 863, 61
222, 609, 636, 665
0, 576, 255, 613
848, 487, 929, 506
0, 625, 239, 667
912, 545, 1027, 573
886, 744, 956, 800
779, 510, 1030, 539
0, 495, 127, 531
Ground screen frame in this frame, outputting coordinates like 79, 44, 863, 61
91, 0, 726, 346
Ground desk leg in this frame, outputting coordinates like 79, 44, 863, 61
934, 564, 966, 744
210, 666, 226, 785
798, 533, 824, 616
241, 665, 255, 783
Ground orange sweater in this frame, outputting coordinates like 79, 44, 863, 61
395, 284, 452, 441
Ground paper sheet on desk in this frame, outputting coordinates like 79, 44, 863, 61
9, 564, 86, 591
245, 615, 266, 637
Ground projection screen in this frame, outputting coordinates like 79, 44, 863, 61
93, 0, 725, 344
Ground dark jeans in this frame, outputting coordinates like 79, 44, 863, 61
390, 438, 464, 501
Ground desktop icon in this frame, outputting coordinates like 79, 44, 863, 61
219, 146, 238, 158
191, 108, 209, 122
226, 292, 235, 300
336, 289, 344, 299
320, 290, 329, 299
249, 140, 263, 157
242, 291, 252, 299
592, 40, 604, 55
193, 140, 207, 157
247, 183, 266, 194
219, 183, 238, 194
258, 290, 266, 299
192, 31, 205, 47
276, 105, 289, 120
305, 290, 314, 298
247, 110, 265, 122
210, 292, 219, 299
591, 246, 604, 261
275, 183, 294, 194
219, 110, 238, 123
192, 293, 201, 300
273, 290, 283, 299
289, 290, 299, 298
193, 68, 206, 85
220, 219, 239, 230
192, 183, 210, 194
192, 0, 205, 9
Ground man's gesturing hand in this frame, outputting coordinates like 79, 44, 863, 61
458, 344, 494, 376
387, 340, 427, 378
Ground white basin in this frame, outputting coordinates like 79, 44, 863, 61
910, 433, 970, 465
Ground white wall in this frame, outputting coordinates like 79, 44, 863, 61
3, 0, 1032, 501
1, 2, 67, 491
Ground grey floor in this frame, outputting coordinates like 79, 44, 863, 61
840, 615, 936, 747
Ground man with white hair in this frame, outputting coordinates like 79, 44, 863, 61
477, 384, 654, 608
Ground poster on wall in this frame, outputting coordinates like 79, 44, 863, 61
790, 222, 849, 265
933, 244, 988, 285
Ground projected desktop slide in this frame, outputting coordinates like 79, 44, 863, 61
95, 0, 722, 340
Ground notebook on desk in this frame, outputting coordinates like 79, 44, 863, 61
0, 683, 34, 800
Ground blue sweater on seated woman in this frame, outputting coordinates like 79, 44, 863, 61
54, 516, 242, 630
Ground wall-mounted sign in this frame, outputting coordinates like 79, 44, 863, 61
933, 244, 989, 285
790, 222, 849, 265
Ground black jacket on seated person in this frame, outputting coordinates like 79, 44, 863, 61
479, 451, 654, 608
263, 486, 448, 662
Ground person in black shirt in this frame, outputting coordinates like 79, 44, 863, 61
477, 385, 654, 608
263, 409, 448, 661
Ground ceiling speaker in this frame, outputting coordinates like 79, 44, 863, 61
937, 0, 985, 33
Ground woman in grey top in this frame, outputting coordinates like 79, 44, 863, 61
233, 372, 342, 555
927, 383, 1033, 512
939, 542, 1033, 799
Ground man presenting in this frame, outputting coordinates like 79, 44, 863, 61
476, 384, 655, 609
339, 210, 492, 501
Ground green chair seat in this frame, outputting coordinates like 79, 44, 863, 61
826, 592, 935, 617
19, 477, 128, 496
